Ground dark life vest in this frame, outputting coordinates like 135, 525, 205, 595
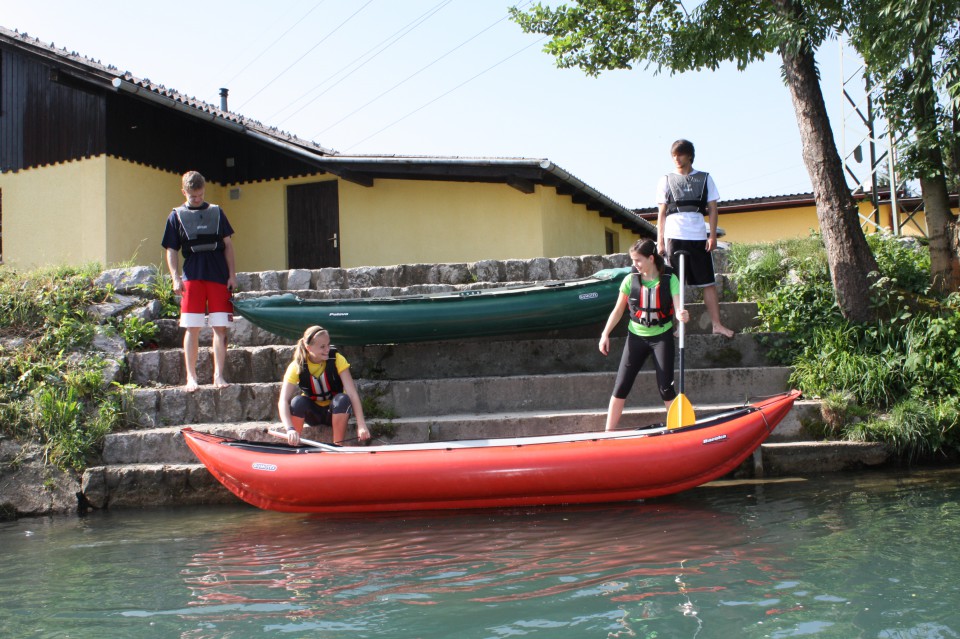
664, 172, 709, 216
298, 348, 344, 402
174, 204, 224, 255
627, 272, 675, 327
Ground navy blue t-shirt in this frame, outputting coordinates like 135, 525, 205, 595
161, 203, 235, 284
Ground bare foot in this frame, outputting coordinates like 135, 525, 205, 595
213, 378, 230, 389
184, 379, 200, 393
713, 325, 735, 339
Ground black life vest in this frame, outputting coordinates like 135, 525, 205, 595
297, 348, 344, 402
174, 204, 224, 255
627, 272, 675, 327
664, 172, 709, 215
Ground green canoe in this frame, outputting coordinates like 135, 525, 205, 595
233, 267, 631, 345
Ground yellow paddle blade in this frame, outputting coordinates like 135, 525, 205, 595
667, 393, 696, 430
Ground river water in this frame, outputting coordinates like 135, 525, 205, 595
2, 468, 959, 639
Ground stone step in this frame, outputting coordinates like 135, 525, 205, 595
80, 439, 891, 511
370, 367, 793, 420
126, 366, 794, 429
129, 328, 784, 386
103, 400, 824, 466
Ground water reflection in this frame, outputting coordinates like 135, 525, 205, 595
175, 499, 794, 637
4, 470, 960, 638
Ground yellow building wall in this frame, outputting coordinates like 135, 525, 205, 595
217, 176, 642, 269
716, 205, 821, 243
338, 179, 544, 266
104, 158, 185, 267
538, 187, 636, 257
715, 201, 931, 245
2, 161, 643, 272
0, 158, 108, 269
208, 177, 294, 274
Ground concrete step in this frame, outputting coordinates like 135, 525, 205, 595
371, 367, 793, 419
103, 400, 824, 466
126, 366, 794, 428
129, 329, 785, 386
80, 438, 891, 511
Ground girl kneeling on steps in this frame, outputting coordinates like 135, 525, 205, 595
274, 325, 370, 446
599, 239, 689, 431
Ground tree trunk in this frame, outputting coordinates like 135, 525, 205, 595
918, 173, 960, 293
777, 55, 879, 320
912, 48, 960, 294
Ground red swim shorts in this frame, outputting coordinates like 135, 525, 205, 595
180, 280, 234, 328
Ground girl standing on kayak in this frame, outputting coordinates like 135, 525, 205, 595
599, 239, 689, 431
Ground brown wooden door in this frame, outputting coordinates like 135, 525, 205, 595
286, 181, 341, 268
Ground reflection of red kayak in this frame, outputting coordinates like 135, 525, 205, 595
182, 391, 800, 513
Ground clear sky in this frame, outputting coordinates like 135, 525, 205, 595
4, 0, 875, 207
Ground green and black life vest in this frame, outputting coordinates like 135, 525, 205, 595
664, 172, 710, 215
298, 348, 344, 402
627, 272, 675, 327
174, 204, 224, 255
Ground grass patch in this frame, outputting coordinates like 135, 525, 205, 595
728, 233, 959, 459
0, 264, 138, 471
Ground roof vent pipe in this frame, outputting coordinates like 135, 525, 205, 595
219, 88, 229, 112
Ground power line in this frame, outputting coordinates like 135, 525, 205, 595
340, 35, 547, 152
236, 0, 377, 111
311, 1, 531, 139
220, 0, 333, 92
270, 0, 454, 127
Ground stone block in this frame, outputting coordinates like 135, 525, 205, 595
552, 256, 582, 280
504, 259, 526, 282
286, 269, 312, 291
316, 268, 347, 290
526, 257, 552, 281
471, 259, 504, 283
259, 270, 282, 291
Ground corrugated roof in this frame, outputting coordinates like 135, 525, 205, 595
0, 25, 335, 156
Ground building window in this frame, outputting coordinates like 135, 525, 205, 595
604, 229, 619, 255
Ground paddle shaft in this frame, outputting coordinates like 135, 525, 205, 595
677, 251, 686, 396
267, 429, 341, 451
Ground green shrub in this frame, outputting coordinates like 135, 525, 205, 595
0, 264, 133, 471
845, 396, 960, 461
119, 316, 159, 349
729, 234, 959, 458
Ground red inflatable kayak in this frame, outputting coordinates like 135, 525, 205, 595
182, 390, 800, 513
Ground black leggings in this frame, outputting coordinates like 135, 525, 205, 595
612, 330, 677, 402
290, 393, 353, 426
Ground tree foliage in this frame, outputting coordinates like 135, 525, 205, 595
511, 0, 882, 322
844, 0, 960, 293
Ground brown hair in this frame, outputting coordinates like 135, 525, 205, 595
181, 171, 206, 191
293, 325, 329, 367
670, 139, 695, 161
630, 239, 666, 274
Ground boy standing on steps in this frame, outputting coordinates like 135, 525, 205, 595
656, 139, 734, 338
162, 171, 237, 392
